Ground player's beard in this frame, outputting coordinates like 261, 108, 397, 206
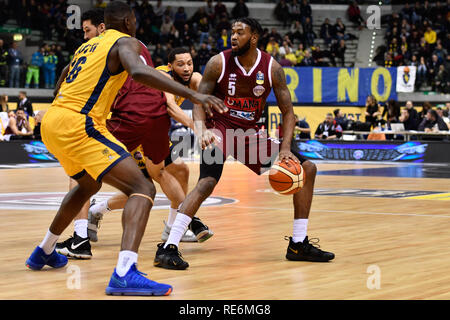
173, 70, 192, 86
231, 38, 251, 57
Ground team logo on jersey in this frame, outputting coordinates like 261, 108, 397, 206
253, 85, 265, 97
256, 71, 264, 85
133, 150, 143, 161
230, 109, 256, 121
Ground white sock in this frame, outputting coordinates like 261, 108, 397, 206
164, 212, 192, 248
116, 250, 138, 277
91, 199, 111, 214
167, 206, 178, 227
292, 219, 308, 243
39, 230, 59, 255
74, 219, 88, 238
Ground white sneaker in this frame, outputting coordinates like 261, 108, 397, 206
161, 221, 198, 242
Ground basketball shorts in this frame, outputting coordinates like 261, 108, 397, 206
199, 118, 308, 182
106, 114, 171, 165
41, 107, 130, 182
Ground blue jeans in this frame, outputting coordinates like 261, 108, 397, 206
9, 65, 20, 87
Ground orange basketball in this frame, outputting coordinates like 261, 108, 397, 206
268, 159, 305, 195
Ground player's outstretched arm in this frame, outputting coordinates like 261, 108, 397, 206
271, 60, 298, 163
116, 37, 226, 113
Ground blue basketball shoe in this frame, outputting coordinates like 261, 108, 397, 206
105, 263, 173, 296
26, 246, 68, 270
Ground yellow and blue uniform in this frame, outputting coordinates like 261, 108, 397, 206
41, 29, 131, 182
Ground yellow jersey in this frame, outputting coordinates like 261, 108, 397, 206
156, 64, 185, 106
53, 29, 130, 124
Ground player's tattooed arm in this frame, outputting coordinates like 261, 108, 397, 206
271, 60, 299, 163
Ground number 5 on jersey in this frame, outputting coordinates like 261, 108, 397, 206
66, 56, 87, 84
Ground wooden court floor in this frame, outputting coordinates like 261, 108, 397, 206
0, 161, 449, 300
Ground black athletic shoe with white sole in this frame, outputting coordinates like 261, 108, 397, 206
55, 232, 92, 259
285, 236, 334, 262
189, 217, 214, 242
154, 243, 189, 270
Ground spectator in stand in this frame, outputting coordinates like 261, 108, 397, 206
404, 100, 419, 125
320, 18, 333, 48
300, 49, 314, 66
399, 109, 418, 130
312, 45, 330, 67
198, 17, 210, 45
3, 107, 33, 141
180, 24, 194, 47
43, 49, 58, 89
274, 0, 291, 28
232, 0, 249, 19
95, 0, 107, 9
347, 1, 364, 29
204, 0, 215, 23
33, 110, 46, 141
428, 54, 442, 86
265, 37, 280, 60
315, 113, 342, 140
303, 17, 315, 47
217, 29, 230, 51
0, 94, 9, 112
436, 107, 450, 129
334, 108, 353, 131
174, 7, 187, 31
168, 25, 180, 47
434, 64, 449, 93
419, 101, 433, 120
288, 20, 304, 44
294, 114, 311, 140
330, 39, 346, 67
424, 26, 437, 46
160, 15, 174, 44
416, 56, 428, 90
383, 99, 401, 125
269, 28, 283, 45
385, 52, 394, 67
289, 0, 301, 24
0, 39, 8, 87
197, 42, 211, 73
215, 1, 228, 20
215, 14, 231, 35
25, 45, 45, 89
418, 109, 448, 133
300, 0, 312, 26
333, 18, 347, 41
8, 42, 22, 88
365, 95, 382, 128
279, 40, 294, 58
18, 91, 33, 117
153, 43, 168, 65
294, 43, 305, 66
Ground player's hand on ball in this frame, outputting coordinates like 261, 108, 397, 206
192, 93, 228, 117
278, 149, 299, 164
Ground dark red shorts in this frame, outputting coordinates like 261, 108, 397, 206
106, 114, 171, 165
206, 117, 281, 175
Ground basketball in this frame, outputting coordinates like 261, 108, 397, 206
269, 160, 305, 195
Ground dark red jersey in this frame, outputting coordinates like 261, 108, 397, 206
209, 49, 274, 129
110, 41, 167, 125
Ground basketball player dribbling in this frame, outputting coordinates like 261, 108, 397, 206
25, 2, 225, 296
154, 18, 334, 270
86, 47, 214, 247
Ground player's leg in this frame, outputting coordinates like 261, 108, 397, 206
154, 149, 225, 270
145, 158, 197, 242
286, 149, 335, 262
165, 158, 189, 195
55, 178, 92, 259
26, 171, 101, 270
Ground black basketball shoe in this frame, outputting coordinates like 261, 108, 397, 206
285, 236, 335, 262
189, 217, 214, 243
154, 243, 189, 270
55, 232, 92, 259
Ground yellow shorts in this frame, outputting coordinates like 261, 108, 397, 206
41, 107, 130, 182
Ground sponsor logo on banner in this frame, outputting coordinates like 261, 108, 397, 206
396, 66, 416, 93
0, 192, 237, 211
22, 141, 56, 162
253, 85, 265, 97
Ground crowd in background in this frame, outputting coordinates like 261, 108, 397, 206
375, 1, 450, 93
